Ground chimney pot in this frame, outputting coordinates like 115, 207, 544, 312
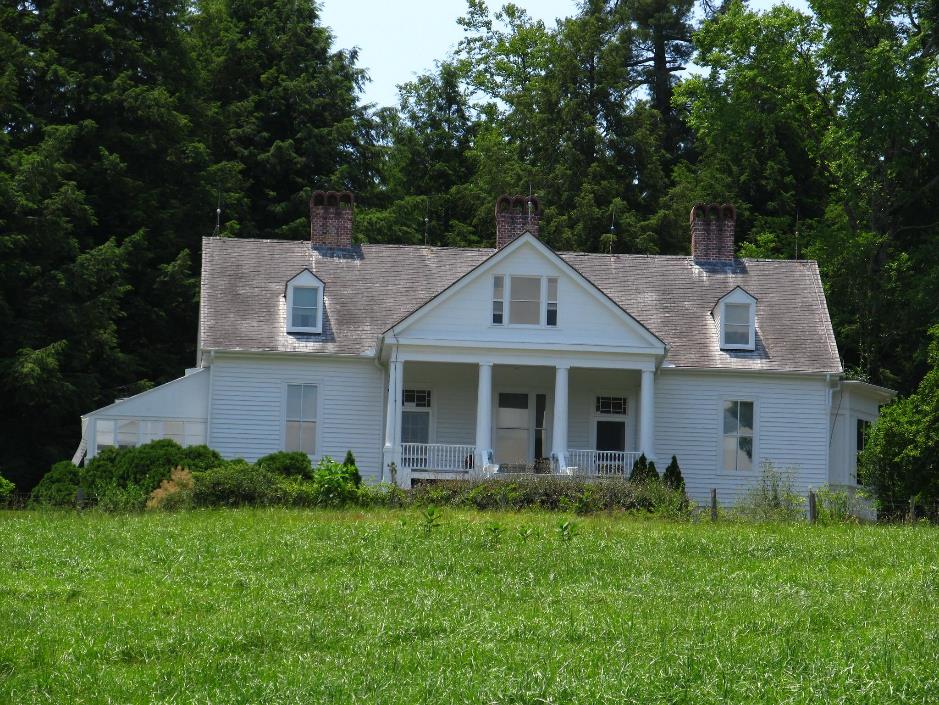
310, 190, 354, 248
495, 194, 541, 248
690, 202, 736, 261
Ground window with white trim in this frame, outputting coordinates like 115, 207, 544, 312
723, 303, 752, 347
286, 384, 317, 454
723, 400, 754, 471
493, 275, 559, 326
402, 389, 431, 444
492, 275, 504, 325
596, 396, 628, 415
286, 270, 325, 334
94, 418, 207, 451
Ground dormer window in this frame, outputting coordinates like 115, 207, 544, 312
285, 270, 324, 334
714, 286, 756, 351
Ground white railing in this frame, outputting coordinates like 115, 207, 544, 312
400, 443, 476, 472
566, 449, 642, 477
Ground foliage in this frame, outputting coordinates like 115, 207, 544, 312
146, 467, 195, 511
814, 486, 871, 525
29, 461, 80, 507
859, 325, 939, 515
94, 483, 149, 513
736, 461, 805, 522
404, 476, 690, 518
310, 456, 360, 507
629, 454, 659, 483
662, 455, 685, 492
343, 450, 362, 487
191, 460, 276, 507
0, 473, 14, 503
81, 440, 222, 497
256, 451, 313, 479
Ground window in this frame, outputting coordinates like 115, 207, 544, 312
402, 389, 432, 445
492, 276, 504, 325
291, 287, 319, 329
286, 384, 317, 454
723, 303, 752, 347
546, 277, 558, 326
596, 396, 628, 415
723, 400, 754, 471
509, 276, 541, 325
94, 418, 207, 452
96, 419, 115, 449
286, 270, 324, 334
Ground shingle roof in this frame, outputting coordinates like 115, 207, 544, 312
200, 237, 842, 373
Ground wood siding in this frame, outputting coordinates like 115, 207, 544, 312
209, 354, 386, 482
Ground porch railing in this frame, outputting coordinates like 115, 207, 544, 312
401, 443, 476, 472
566, 449, 642, 477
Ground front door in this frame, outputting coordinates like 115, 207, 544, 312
495, 392, 549, 471
596, 420, 625, 452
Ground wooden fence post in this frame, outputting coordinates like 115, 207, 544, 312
710, 488, 718, 522
909, 496, 917, 523
807, 490, 817, 525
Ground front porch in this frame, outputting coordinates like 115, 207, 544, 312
382, 360, 656, 485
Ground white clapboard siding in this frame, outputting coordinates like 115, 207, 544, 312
209, 354, 385, 482
655, 370, 830, 504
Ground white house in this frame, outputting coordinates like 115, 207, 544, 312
75, 193, 894, 503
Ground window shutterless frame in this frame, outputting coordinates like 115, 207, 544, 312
285, 270, 325, 334
719, 398, 756, 472
282, 382, 321, 455
492, 274, 560, 328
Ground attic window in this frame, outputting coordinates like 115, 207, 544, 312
716, 287, 756, 351
286, 270, 324, 334
493, 275, 558, 327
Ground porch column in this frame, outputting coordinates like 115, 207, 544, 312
551, 364, 569, 471
382, 358, 403, 482
474, 362, 493, 470
639, 368, 656, 460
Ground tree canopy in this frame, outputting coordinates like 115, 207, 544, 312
1, 0, 937, 490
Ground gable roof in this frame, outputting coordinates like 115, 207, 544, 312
200, 237, 842, 373
386, 232, 665, 351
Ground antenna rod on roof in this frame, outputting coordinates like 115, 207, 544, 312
212, 186, 221, 237
424, 197, 430, 245
794, 208, 800, 260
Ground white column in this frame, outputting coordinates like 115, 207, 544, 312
474, 362, 493, 471
551, 364, 569, 472
382, 358, 403, 482
639, 368, 656, 461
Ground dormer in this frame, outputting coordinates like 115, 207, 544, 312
713, 286, 757, 351
285, 269, 325, 334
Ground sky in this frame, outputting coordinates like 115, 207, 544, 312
320, 0, 812, 108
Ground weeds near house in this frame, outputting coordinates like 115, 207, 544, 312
419, 505, 442, 534
557, 518, 579, 541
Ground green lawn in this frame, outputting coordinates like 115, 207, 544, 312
1, 510, 938, 704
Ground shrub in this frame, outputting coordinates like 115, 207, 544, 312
146, 467, 195, 511
95, 483, 149, 512
815, 486, 870, 524
257, 451, 313, 479
0, 473, 15, 504
629, 454, 658, 483
663, 456, 685, 492
858, 327, 939, 517
343, 450, 362, 487
83, 440, 223, 497
311, 456, 360, 507
30, 461, 81, 507
192, 460, 276, 507
737, 461, 805, 521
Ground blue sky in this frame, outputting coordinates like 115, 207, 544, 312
320, 0, 811, 108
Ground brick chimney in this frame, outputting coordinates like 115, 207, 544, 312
690, 203, 736, 261
310, 190, 354, 248
495, 194, 541, 248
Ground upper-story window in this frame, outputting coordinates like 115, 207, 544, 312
286, 270, 325, 334
492, 275, 559, 327
714, 287, 756, 351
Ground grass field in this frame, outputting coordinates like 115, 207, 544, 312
1, 509, 938, 704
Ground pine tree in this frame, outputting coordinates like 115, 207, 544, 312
663, 455, 685, 492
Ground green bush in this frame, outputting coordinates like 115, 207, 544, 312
629, 454, 659, 483
95, 483, 149, 512
30, 461, 81, 507
192, 460, 276, 507
257, 451, 313, 479
82, 440, 223, 497
343, 450, 362, 487
859, 325, 939, 517
0, 473, 15, 503
311, 456, 360, 507
663, 456, 685, 492
736, 461, 805, 521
